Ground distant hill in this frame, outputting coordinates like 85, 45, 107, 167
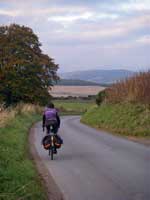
59, 69, 135, 84
55, 79, 101, 86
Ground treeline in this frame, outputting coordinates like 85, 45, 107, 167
96, 71, 150, 105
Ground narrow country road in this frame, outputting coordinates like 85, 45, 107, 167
34, 116, 150, 200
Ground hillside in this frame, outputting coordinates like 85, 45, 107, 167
55, 79, 101, 86
60, 69, 135, 84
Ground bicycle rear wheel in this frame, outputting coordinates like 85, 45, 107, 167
51, 148, 54, 160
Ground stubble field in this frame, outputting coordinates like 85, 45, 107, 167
50, 86, 105, 97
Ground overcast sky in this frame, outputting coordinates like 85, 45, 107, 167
0, 0, 150, 72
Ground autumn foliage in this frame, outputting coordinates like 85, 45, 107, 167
0, 24, 59, 106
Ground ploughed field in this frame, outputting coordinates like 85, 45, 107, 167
50, 86, 105, 97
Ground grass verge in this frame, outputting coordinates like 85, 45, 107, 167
81, 103, 150, 137
0, 110, 47, 200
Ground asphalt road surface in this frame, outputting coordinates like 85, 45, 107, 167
34, 116, 150, 200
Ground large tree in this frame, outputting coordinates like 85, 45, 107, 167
0, 24, 59, 106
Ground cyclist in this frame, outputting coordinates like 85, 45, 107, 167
42, 102, 60, 135
42, 102, 61, 154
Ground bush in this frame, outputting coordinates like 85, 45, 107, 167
96, 90, 106, 106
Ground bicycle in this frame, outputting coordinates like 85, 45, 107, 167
42, 126, 61, 160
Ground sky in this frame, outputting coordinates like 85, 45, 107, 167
0, 0, 150, 72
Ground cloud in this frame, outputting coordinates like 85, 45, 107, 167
0, 9, 20, 17
0, 0, 149, 71
1, 0, 149, 18
50, 43, 150, 72
43, 14, 150, 47
48, 12, 93, 23
118, 0, 150, 12
136, 35, 150, 45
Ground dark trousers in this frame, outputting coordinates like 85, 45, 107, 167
46, 122, 58, 134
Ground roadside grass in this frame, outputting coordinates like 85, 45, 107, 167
81, 103, 150, 137
0, 105, 47, 200
54, 99, 94, 115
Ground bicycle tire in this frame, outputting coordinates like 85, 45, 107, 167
51, 148, 54, 160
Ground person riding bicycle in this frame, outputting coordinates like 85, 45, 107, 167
42, 102, 60, 135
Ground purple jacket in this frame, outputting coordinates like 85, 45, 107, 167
43, 108, 60, 127
44, 108, 57, 121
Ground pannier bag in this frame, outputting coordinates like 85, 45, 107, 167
42, 134, 63, 150
54, 134, 63, 149
42, 135, 51, 150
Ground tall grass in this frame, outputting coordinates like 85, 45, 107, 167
0, 103, 42, 127
106, 71, 150, 105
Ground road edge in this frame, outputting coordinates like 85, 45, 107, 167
29, 123, 64, 200
81, 120, 150, 147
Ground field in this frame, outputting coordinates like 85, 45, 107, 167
50, 86, 105, 97
54, 99, 95, 115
